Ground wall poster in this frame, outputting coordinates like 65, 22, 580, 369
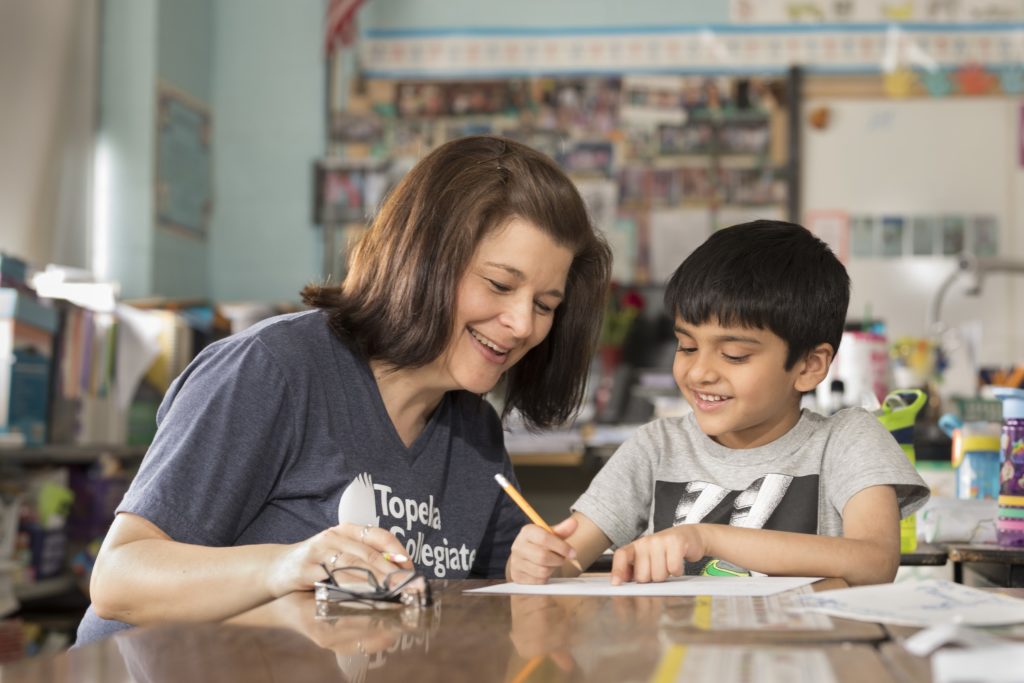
156, 84, 212, 238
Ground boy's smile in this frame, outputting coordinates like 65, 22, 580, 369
672, 316, 826, 450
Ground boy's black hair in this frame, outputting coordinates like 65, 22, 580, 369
664, 220, 851, 369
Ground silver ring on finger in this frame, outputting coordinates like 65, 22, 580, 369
360, 524, 373, 542
329, 552, 339, 568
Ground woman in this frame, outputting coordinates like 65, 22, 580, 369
77, 136, 611, 643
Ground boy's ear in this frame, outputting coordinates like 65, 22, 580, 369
794, 342, 835, 393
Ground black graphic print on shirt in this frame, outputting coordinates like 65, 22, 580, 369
652, 474, 819, 574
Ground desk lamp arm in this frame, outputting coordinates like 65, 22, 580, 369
928, 253, 1024, 333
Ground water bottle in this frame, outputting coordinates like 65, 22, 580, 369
876, 389, 927, 553
992, 388, 1024, 547
951, 422, 1001, 500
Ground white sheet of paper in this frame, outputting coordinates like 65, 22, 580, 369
932, 645, 1024, 683
115, 304, 163, 410
465, 575, 820, 597
792, 579, 1024, 627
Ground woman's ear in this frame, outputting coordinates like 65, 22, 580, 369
794, 343, 835, 393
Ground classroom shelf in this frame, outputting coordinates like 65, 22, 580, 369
0, 444, 148, 466
13, 574, 78, 602
509, 451, 585, 467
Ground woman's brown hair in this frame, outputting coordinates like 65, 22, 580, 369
302, 135, 611, 429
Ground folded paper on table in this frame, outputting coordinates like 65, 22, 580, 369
917, 497, 997, 543
791, 579, 1024, 627
466, 575, 820, 597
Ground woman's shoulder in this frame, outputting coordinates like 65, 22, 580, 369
179, 311, 354, 386
232, 309, 330, 344
213, 310, 343, 358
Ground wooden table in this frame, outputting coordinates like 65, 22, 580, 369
947, 543, 1024, 587
2, 578, 900, 683
877, 588, 1024, 683
900, 542, 949, 567
587, 544, 951, 573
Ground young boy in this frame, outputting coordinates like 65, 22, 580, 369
507, 220, 930, 587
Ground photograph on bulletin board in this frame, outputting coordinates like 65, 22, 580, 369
971, 215, 999, 257
805, 209, 850, 264
911, 216, 938, 256
879, 216, 906, 258
941, 215, 967, 255
658, 121, 715, 156
718, 118, 771, 156
155, 84, 212, 239
850, 215, 876, 259
313, 161, 390, 225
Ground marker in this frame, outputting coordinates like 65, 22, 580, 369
494, 473, 584, 573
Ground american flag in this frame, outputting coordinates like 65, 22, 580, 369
325, 0, 366, 55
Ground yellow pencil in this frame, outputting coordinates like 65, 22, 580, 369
509, 655, 545, 683
494, 473, 584, 573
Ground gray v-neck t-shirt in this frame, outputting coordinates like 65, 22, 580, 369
76, 310, 526, 645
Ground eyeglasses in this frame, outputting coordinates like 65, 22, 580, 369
315, 564, 433, 609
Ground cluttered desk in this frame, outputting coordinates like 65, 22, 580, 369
4, 576, 1024, 682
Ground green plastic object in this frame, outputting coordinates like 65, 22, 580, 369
37, 482, 74, 528
876, 389, 927, 553
700, 558, 750, 577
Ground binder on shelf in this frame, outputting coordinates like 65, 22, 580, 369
0, 253, 28, 291
0, 288, 58, 446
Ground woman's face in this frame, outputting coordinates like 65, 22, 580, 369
440, 217, 574, 395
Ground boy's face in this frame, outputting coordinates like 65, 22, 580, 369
672, 316, 824, 450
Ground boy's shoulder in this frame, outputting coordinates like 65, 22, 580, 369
807, 406, 883, 434
630, 413, 701, 442
620, 408, 883, 462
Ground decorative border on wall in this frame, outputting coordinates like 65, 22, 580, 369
359, 24, 1024, 78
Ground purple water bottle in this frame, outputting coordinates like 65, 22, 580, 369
992, 388, 1024, 547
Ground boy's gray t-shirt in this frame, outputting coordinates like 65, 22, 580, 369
77, 310, 526, 644
573, 408, 930, 572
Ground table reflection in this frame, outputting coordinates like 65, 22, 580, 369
3, 578, 896, 683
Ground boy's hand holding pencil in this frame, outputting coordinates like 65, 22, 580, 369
496, 474, 584, 583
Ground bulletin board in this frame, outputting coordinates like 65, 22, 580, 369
801, 90, 1021, 395
326, 74, 791, 285
155, 85, 213, 238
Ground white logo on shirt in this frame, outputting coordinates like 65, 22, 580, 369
337, 472, 380, 527
337, 472, 474, 578
672, 474, 794, 528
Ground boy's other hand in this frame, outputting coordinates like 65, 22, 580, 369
507, 517, 579, 584
610, 524, 707, 585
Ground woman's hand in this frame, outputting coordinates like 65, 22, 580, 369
266, 523, 413, 597
507, 517, 579, 584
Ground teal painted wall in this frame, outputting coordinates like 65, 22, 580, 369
153, 0, 213, 299
97, 0, 157, 299
208, 0, 324, 302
